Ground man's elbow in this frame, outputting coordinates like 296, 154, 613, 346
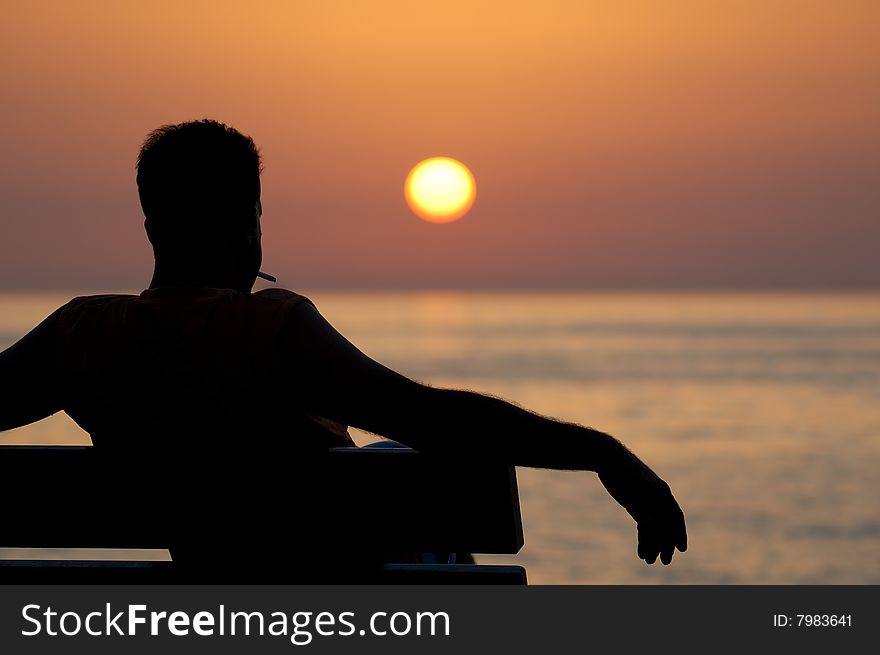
361, 379, 444, 447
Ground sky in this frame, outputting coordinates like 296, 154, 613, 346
1, 0, 878, 290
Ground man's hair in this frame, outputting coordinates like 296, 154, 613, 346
136, 119, 262, 247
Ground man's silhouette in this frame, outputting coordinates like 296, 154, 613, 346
0, 119, 686, 566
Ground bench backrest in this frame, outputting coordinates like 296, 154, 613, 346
0, 445, 524, 579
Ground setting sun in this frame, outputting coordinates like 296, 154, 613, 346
404, 157, 476, 223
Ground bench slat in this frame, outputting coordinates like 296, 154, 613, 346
0, 446, 524, 565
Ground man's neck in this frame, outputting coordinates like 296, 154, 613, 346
149, 262, 252, 292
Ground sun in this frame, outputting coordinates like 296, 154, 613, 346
404, 156, 476, 223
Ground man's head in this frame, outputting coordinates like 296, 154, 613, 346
136, 119, 263, 291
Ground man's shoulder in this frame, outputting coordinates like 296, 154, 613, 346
60, 293, 139, 314
33, 294, 139, 342
252, 288, 315, 309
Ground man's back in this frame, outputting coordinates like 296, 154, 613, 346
49, 287, 353, 451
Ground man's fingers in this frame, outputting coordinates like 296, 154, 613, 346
664, 495, 688, 553
639, 518, 686, 565
678, 531, 688, 552
665, 511, 687, 560
675, 509, 688, 552
637, 524, 661, 564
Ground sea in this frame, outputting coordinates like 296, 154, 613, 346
1, 291, 878, 584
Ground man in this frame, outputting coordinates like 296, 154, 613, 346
0, 119, 686, 566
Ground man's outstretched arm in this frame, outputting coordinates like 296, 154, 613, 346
0, 307, 64, 432
281, 300, 687, 565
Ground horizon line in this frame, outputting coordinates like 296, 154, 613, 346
1, 285, 879, 295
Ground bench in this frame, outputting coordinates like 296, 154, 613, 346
0, 444, 526, 584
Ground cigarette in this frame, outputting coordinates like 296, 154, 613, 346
256, 271, 277, 283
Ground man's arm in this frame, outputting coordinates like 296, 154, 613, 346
0, 306, 64, 432
281, 300, 687, 565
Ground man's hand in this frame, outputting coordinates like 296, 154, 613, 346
597, 444, 688, 565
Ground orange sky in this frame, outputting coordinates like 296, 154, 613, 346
1, 1, 878, 289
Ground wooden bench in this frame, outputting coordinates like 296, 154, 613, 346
0, 445, 526, 584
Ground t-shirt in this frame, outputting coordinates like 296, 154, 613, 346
52, 286, 354, 453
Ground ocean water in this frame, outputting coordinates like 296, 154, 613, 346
1, 291, 879, 584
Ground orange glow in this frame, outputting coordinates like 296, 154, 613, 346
0, 2, 878, 288
404, 157, 476, 223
